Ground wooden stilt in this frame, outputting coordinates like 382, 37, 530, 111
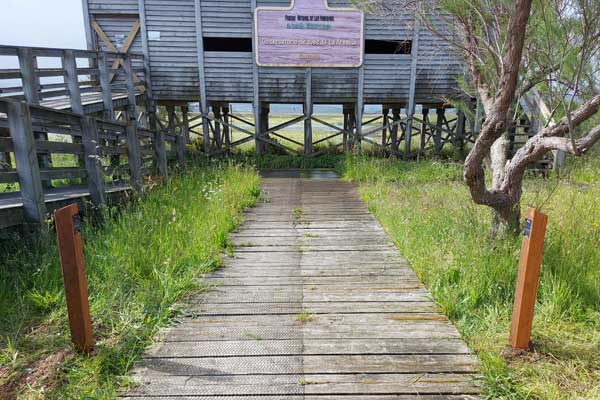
419, 108, 428, 155
434, 107, 444, 157
304, 68, 313, 155
222, 105, 231, 156
259, 104, 270, 153
213, 106, 223, 150
454, 110, 466, 160
382, 108, 389, 155
390, 108, 400, 156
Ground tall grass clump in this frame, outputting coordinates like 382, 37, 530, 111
342, 155, 600, 399
0, 161, 260, 398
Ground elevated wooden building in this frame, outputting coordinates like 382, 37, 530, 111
81, 0, 468, 155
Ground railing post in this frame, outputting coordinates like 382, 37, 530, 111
63, 50, 86, 170
7, 101, 46, 224
126, 122, 143, 191
80, 116, 105, 206
18, 47, 52, 188
97, 51, 114, 121
122, 55, 138, 121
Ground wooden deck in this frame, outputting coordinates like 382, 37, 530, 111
124, 170, 481, 399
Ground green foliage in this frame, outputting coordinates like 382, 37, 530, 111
342, 156, 600, 399
0, 161, 260, 398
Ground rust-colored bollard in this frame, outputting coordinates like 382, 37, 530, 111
55, 203, 94, 354
510, 207, 548, 350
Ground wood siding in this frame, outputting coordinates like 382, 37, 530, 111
84, 0, 463, 104
144, 0, 200, 99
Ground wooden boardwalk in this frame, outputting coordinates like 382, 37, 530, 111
124, 170, 481, 399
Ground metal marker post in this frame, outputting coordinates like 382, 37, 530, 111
55, 203, 94, 354
510, 207, 548, 349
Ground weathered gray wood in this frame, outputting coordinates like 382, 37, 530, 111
193, 0, 211, 154
80, 116, 105, 205
435, 107, 444, 156
355, 64, 364, 150
405, 19, 421, 159
97, 51, 114, 120
17, 48, 39, 104
304, 68, 312, 155
176, 105, 188, 168
122, 55, 138, 121
63, 50, 84, 115
7, 101, 46, 223
125, 122, 142, 190
126, 171, 481, 398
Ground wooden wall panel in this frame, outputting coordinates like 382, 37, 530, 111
145, 0, 199, 99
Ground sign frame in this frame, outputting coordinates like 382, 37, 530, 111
254, 0, 365, 68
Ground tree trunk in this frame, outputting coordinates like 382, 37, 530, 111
489, 202, 521, 239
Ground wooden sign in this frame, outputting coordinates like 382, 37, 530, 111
255, 0, 364, 67
510, 207, 548, 350
55, 203, 94, 354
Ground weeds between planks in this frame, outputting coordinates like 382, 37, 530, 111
0, 161, 260, 399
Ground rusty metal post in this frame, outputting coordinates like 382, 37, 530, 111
55, 203, 94, 354
510, 207, 548, 349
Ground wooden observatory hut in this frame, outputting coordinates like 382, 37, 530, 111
80, 0, 467, 156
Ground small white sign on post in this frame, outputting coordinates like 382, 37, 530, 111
148, 31, 161, 41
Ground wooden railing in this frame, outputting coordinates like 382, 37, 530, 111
0, 97, 186, 226
0, 45, 147, 115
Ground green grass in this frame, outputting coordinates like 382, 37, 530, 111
340, 155, 600, 399
0, 160, 260, 398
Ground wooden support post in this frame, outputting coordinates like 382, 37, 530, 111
355, 65, 364, 153
510, 208, 548, 349
175, 106, 186, 169
390, 108, 400, 155
347, 105, 356, 151
182, 105, 191, 144
420, 108, 429, 155
342, 106, 349, 152
54, 203, 94, 354
194, 0, 211, 154
126, 122, 143, 190
7, 101, 46, 224
80, 116, 105, 206
122, 55, 138, 122
434, 107, 444, 157
382, 108, 389, 153
222, 105, 231, 156
454, 110, 466, 160
97, 51, 114, 121
213, 106, 223, 150
303, 68, 313, 155
258, 104, 270, 153
405, 19, 421, 159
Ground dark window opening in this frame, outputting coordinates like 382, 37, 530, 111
365, 40, 412, 54
204, 37, 253, 52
